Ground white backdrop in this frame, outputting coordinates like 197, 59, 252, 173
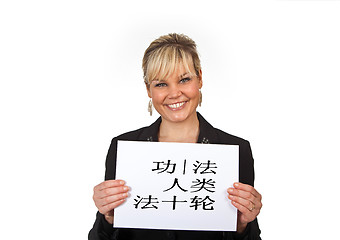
1, 0, 339, 239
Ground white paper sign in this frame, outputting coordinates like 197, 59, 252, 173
114, 141, 239, 231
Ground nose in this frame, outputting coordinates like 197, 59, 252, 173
168, 85, 182, 99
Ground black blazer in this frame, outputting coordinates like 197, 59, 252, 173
89, 113, 261, 240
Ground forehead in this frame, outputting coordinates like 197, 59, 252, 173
150, 71, 191, 85
158, 64, 194, 79
150, 60, 195, 82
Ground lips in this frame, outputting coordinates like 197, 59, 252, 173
166, 101, 186, 110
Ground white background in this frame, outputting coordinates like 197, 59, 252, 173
0, 0, 339, 239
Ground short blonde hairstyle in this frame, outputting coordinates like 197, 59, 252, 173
142, 33, 201, 85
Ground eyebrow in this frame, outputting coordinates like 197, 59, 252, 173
151, 72, 191, 83
179, 72, 190, 78
150, 79, 163, 83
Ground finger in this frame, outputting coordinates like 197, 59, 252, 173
231, 199, 252, 215
97, 192, 129, 208
228, 194, 255, 212
227, 188, 256, 204
95, 185, 130, 199
94, 180, 126, 191
233, 182, 262, 199
98, 198, 126, 215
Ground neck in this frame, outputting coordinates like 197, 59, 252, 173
158, 113, 200, 143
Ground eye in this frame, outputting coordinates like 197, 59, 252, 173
180, 77, 191, 83
154, 82, 167, 88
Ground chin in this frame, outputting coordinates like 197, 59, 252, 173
164, 111, 196, 123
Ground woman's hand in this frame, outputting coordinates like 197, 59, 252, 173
227, 182, 262, 233
93, 180, 130, 224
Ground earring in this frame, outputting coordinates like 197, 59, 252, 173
148, 99, 153, 116
199, 90, 202, 107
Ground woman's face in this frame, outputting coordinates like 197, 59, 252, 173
147, 64, 202, 124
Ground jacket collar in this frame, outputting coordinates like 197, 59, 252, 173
140, 112, 219, 144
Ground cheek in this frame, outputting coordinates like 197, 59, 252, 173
188, 87, 200, 99
150, 90, 165, 103
186, 81, 201, 97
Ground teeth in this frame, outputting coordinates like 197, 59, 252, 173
168, 102, 185, 109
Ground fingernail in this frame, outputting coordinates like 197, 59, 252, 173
120, 181, 125, 185
123, 186, 129, 191
227, 188, 233, 193
234, 183, 239, 187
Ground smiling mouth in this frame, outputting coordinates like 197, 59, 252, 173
166, 101, 186, 110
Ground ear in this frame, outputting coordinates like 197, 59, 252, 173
145, 82, 152, 98
198, 69, 203, 89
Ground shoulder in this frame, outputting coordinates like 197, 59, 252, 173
112, 126, 149, 141
213, 127, 250, 146
198, 112, 250, 146
110, 116, 161, 143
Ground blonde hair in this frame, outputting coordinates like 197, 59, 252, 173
142, 33, 201, 85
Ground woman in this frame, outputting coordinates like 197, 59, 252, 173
89, 33, 262, 240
